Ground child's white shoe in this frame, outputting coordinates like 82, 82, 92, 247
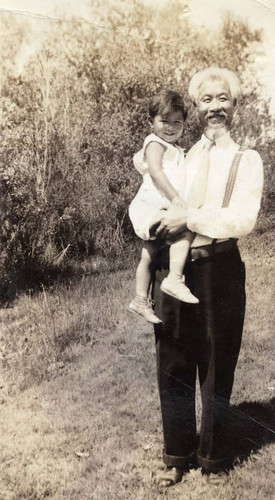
160, 277, 199, 304
128, 296, 162, 324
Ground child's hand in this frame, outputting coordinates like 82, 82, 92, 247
171, 196, 187, 209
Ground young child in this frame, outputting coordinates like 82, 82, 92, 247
128, 90, 199, 324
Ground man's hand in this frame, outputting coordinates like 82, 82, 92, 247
148, 210, 167, 238
155, 206, 188, 241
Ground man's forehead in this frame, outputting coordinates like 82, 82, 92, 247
198, 78, 231, 96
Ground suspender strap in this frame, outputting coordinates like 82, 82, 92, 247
211, 146, 246, 250
222, 146, 246, 208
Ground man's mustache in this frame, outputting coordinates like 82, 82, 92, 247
207, 112, 226, 118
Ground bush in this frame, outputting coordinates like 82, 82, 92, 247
0, 1, 274, 294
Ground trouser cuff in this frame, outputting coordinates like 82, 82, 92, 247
197, 450, 233, 472
163, 449, 196, 468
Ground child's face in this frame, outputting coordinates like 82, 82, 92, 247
152, 110, 184, 143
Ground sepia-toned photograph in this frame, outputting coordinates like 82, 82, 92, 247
0, 1, 274, 498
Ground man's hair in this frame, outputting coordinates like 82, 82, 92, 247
188, 67, 241, 104
149, 90, 187, 121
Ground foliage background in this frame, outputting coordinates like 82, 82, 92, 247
0, 0, 274, 296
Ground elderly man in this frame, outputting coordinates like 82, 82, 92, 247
152, 67, 263, 487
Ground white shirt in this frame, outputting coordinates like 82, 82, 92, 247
184, 132, 264, 247
132, 133, 185, 195
129, 134, 185, 240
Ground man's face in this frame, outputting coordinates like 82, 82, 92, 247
196, 78, 236, 131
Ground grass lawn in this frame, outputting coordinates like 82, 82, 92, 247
0, 231, 274, 499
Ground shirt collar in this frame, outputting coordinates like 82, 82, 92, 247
149, 133, 185, 150
201, 130, 234, 149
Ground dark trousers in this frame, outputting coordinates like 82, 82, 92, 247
152, 244, 246, 471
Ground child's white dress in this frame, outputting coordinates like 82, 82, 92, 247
129, 133, 185, 241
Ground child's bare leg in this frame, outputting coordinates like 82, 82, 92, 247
168, 231, 195, 279
135, 241, 156, 298
160, 232, 199, 304
129, 241, 162, 324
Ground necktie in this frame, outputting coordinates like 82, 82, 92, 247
187, 139, 214, 208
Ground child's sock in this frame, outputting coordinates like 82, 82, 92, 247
133, 294, 147, 303
166, 272, 183, 282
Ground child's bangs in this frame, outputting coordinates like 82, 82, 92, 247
158, 103, 178, 117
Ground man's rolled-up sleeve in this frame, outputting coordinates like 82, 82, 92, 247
186, 150, 264, 239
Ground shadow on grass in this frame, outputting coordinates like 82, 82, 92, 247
0, 243, 139, 307
227, 397, 275, 466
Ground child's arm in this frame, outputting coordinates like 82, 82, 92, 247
146, 141, 185, 206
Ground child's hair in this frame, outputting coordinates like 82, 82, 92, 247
149, 90, 187, 121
